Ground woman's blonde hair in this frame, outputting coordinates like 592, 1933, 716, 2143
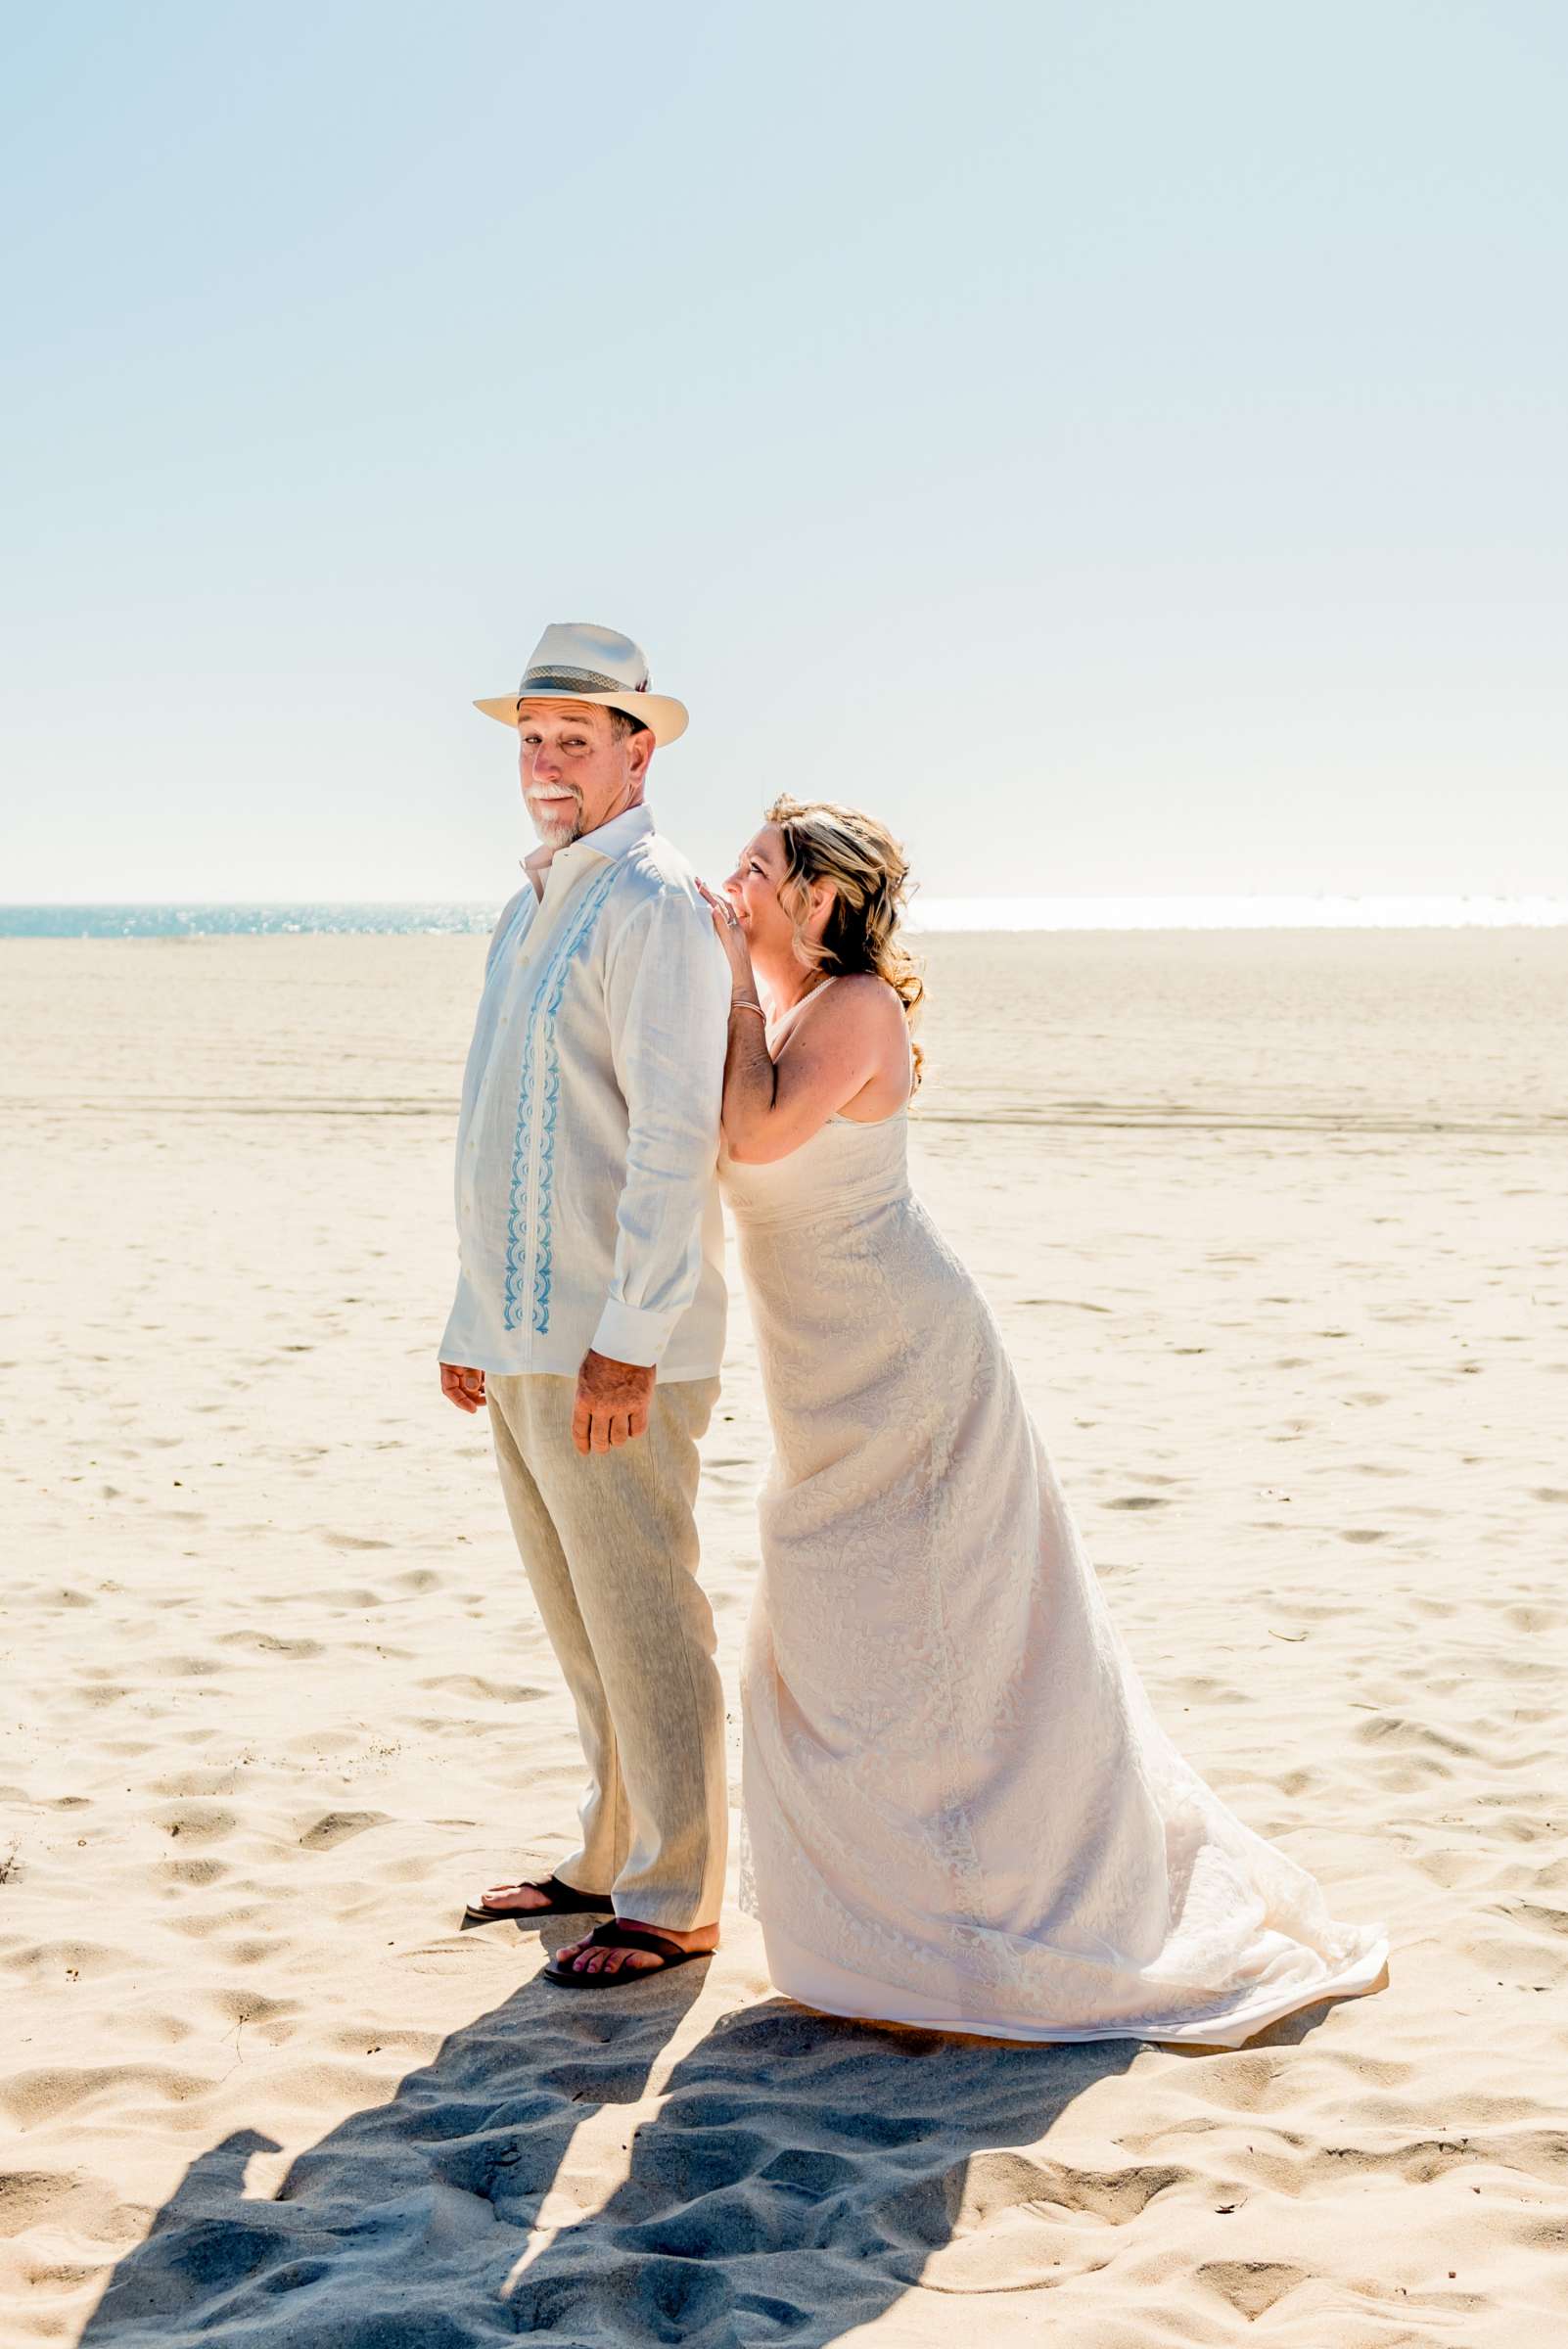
763, 794, 926, 1088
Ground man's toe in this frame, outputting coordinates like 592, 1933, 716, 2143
551, 1938, 669, 1977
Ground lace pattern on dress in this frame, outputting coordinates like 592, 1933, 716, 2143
718, 1111, 1389, 2043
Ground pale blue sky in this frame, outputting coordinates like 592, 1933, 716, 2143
3, 1, 1564, 902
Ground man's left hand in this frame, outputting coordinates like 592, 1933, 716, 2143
573, 1349, 656, 1456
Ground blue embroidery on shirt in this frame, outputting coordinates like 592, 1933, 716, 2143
501, 863, 623, 1335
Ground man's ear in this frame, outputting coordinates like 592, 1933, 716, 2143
626, 728, 656, 786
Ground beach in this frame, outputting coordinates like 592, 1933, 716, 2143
2, 924, 1565, 2345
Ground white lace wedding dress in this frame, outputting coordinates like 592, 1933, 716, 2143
720, 1084, 1390, 2050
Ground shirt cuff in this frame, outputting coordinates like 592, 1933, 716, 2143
590, 1297, 682, 1368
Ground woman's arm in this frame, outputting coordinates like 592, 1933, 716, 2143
722, 978, 900, 1162
698, 887, 906, 1164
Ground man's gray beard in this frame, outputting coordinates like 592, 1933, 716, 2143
527, 801, 582, 850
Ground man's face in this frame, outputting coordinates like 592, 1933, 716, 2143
516, 701, 652, 849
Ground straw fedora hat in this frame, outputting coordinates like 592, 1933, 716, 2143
474, 621, 688, 746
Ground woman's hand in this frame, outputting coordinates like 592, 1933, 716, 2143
696, 878, 760, 1002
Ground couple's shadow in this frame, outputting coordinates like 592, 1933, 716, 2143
77, 1917, 1169, 2347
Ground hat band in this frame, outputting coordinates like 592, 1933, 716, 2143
516, 664, 649, 697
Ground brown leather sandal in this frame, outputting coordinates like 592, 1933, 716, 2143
463, 1873, 616, 1924
542, 1919, 715, 1987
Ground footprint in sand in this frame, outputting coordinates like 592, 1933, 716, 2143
157, 1856, 229, 1887
153, 1804, 238, 1845
215, 1631, 325, 1658
1501, 1603, 1562, 1634
1196, 2261, 1311, 2322
298, 1811, 392, 1851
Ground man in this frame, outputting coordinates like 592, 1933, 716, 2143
439, 621, 731, 1985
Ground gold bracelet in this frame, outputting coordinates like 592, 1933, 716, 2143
730, 998, 767, 1019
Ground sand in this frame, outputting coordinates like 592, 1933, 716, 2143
1, 925, 1565, 2346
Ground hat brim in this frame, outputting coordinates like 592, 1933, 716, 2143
474, 688, 688, 747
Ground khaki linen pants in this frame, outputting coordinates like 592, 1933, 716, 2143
484, 1371, 726, 1931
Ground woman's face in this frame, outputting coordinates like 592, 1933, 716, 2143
723, 823, 795, 954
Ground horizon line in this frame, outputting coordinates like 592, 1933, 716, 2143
6, 891, 1568, 940
6, 893, 1568, 911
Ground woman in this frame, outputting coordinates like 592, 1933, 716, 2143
697, 795, 1389, 2049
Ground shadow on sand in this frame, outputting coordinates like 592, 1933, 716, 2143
72, 1907, 1272, 2348
79, 1901, 1367, 2348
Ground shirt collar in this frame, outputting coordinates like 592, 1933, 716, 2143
522, 800, 654, 899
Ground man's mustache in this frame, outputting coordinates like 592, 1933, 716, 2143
527, 784, 582, 828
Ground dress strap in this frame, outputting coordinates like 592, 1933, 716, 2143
766, 972, 838, 1045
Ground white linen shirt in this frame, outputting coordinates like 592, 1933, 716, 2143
438, 802, 732, 1381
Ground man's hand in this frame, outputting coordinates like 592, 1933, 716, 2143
573, 1349, 656, 1456
440, 1362, 487, 1413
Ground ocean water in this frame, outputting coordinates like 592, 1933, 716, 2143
2, 896, 1567, 940
0, 902, 495, 939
